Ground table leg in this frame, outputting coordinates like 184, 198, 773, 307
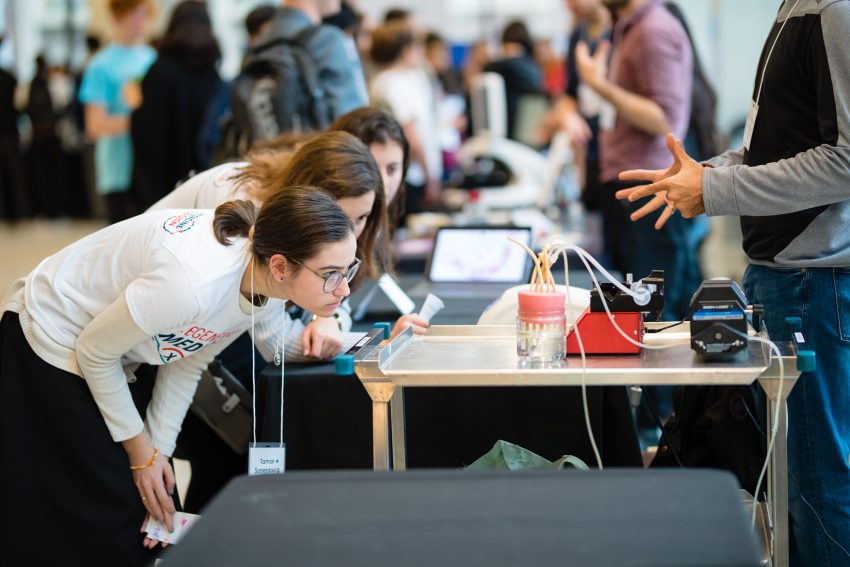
362, 382, 396, 471
767, 396, 789, 567
372, 400, 390, 471
758, 368, 797, 567
390, 387, 406, 471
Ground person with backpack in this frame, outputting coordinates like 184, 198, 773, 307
0, 187, 356, 566
224, 0, 367, 157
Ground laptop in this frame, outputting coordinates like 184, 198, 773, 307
408, 226, 533, 299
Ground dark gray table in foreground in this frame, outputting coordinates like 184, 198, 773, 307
161, 469, 761, 567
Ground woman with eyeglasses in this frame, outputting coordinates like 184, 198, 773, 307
151, 125, 427, 512
0, 186, 355, 566
153, 129, 428, 360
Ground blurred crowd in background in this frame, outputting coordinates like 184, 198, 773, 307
0, 0, 724, 225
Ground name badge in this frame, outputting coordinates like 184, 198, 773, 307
248, 442, 285, 476
743, 99, 759, 151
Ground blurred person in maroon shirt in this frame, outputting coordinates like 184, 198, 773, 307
576, 0, 700, 320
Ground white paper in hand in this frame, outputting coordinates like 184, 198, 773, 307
144, 512, 201, 545
419, 294, 445, 323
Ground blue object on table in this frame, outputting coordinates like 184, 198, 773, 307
334, 355, 355, 376
785, 316, 816, 373
373, 322, 391, 339
333, 324, 392, 375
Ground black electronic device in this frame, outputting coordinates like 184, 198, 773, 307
589, 270, 665, 316
688, 278, 751, 359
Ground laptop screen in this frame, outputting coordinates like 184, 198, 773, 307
428, 227, 532, 283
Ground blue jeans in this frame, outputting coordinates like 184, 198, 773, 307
744, 264, 850, 566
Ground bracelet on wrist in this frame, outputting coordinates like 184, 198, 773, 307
129, 447, 159, 470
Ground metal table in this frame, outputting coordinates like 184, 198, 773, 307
352, 323, 802, 567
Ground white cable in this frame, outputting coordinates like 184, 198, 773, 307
744, 333, 784, 530
545, 236, 786, 505
250, 259, 257, 445
547, 236, 639, 298
562, 251, 603, 470
545, 237, 679, 351
280, 301, 289, 447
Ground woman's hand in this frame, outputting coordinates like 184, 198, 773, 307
391, 313, 430, 338
141, 516, 169, 549
123, 435, 176, 532
302, 317, 343, 360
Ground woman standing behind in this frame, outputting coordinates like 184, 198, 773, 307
0, 188, 356, 565
369, 22, 442, 211
131, 0, 223, 210
331, 107, 409, 232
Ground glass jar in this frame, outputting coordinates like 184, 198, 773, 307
516, 290, 567, 361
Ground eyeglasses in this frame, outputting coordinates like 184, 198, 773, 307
291, 257, 361, 293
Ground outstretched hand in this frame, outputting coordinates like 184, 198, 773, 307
615, 133, 706, 229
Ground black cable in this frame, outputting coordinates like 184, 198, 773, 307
645, 319, 689, 334
641, 387, 685, 468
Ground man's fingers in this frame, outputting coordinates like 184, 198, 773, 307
665, 132, 677, 155
618, 168, 665, 183
629, 195, 668, 221
627, 181, 669, 201
615, 186, 642, 200
672, 136, 694, 164
655, 205, 674, 230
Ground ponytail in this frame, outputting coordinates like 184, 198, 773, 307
213, 200, 259, 245
214, 186, 354, 271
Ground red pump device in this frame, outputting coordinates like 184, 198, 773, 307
566, 271, 665, 355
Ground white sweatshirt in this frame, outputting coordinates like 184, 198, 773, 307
149, 165, 354, 356
1, 210, 290, 456
149, 162, 255, 210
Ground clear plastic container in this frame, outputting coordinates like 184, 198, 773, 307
516, 290, 567, 361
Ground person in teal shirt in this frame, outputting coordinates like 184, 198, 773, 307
79, 0, 155, 224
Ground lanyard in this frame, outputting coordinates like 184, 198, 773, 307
755, 0, 802, 106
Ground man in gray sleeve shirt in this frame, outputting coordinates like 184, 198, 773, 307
618, 1, 850, 564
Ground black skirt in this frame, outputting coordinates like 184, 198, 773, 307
0, 311, 160, 567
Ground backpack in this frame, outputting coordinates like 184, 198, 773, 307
650, 384, 767, 496
219, 25, 329, 160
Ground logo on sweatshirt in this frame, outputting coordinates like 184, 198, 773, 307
162, 212, 205, 235
152, 326, 240, 363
